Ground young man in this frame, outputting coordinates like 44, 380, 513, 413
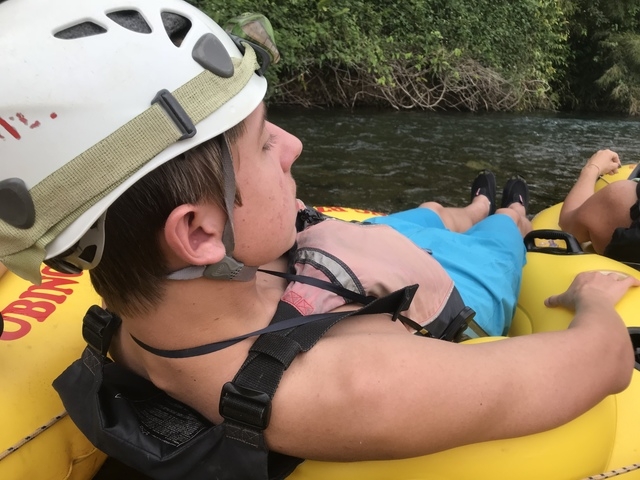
0, 0, 636, 477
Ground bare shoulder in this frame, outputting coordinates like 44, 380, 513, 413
264, 320, 623, 462
264, 317, 500, 459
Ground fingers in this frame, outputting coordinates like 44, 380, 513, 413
619, 274, 640, 288
544, 270, 640, 310
586, 149, 621, 176
608, 155, 621, 175
544, 293, 562, 308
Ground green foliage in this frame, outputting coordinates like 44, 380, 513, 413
562, 0, 640, 113
596, 34, 640, 114
188, 0, 571, 111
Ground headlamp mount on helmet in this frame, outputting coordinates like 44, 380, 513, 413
224, 12, 280, 76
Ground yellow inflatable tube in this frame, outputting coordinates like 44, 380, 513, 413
1, 205, 639, 480
0, 266, 106, 480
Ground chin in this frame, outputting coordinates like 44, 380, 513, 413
287, 228, 297, 248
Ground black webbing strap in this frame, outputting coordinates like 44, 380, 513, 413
130, 309, 357, 358
219, 285, 417, 446
80, 287, 418, 450
260, 269, 477, 341
258, 268, 376, 304
130, 270, 379, 359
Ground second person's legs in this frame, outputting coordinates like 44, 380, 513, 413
419, 170, 496, 233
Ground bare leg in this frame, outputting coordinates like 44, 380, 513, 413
419, 195, 490, 233
418, 171, 532, 236
418, 170, 495, 233
422, 197, 532, 237
495, 204, 532, 238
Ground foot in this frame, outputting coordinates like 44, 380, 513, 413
500, 175, 529, 210
470, 170, 497, 215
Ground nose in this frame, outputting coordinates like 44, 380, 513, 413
270, 123, 302, 172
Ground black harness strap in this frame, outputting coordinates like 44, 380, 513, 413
129, 270, 379, 359
259, 268, 376, 304
81, 285, 417, 455
219, 286, 417, 447
261, 269, 478, 341
130, 309, 353, 358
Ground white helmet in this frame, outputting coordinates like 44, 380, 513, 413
0, 0, 276, 283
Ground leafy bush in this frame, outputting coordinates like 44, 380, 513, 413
562, 0, 640, 113
191, 0, 569, 111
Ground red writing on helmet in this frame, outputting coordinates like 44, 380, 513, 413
0, 112, 58, 140
0, 117, 20, 139
1, 267, 82, 341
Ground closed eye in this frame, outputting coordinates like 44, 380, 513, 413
263, 133, 276, 151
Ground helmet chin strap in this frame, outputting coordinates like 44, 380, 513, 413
167, 136, 258, 282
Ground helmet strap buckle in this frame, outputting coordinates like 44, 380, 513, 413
151, 89, 196, 140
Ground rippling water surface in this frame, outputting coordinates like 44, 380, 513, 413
269, 108, 640, 215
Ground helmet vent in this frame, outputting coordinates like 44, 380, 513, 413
107, 10, 151, 34
161, 12, 192, 47
54, 22, 107, 40
78, 244, 98, 263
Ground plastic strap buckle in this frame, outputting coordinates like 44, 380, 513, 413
219, 382, 272, 430
82, 305, 122, 357
439, 306, 476, 342
152, 89, 197, 140
296, 206, 328, 231
229, 36, 272, 76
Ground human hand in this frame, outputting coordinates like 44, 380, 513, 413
583, 149, 621, 176
544, 270, 640, 310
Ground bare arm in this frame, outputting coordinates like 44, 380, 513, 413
266, 271, 636, 461
559, 150, 621, 242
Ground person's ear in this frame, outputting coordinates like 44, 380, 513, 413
164, 204, 227, 265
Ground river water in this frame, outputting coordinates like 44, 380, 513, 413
269, 107, 640, 215
93, 108, 640, 479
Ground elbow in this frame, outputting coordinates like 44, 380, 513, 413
616, 341, 635, 393
557, 216, 567, 232
610, 365, 633, 396
557, 213, 573, 234
557, 205, 583, 238
558, 216, 589, 245
605, 333, 635, 395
